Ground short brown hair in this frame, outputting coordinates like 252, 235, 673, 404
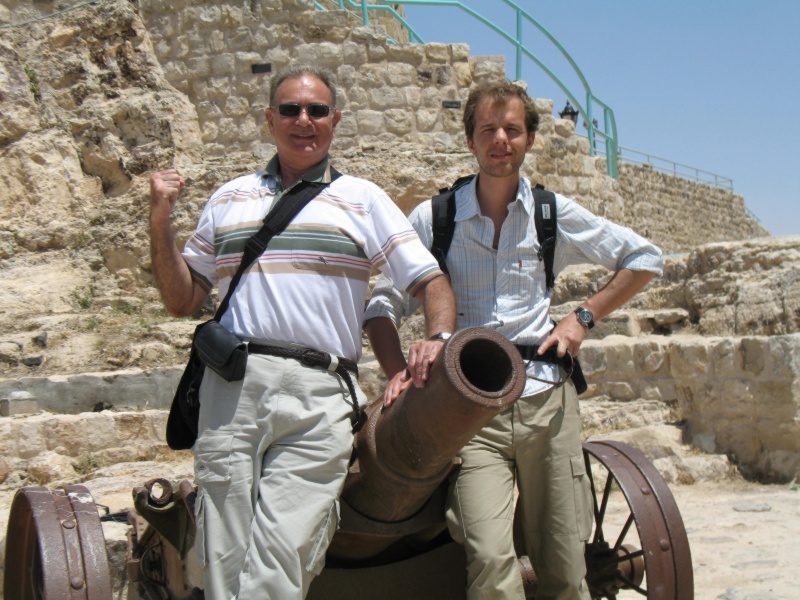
463, 81, 539, 139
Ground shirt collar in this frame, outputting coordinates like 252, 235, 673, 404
263, 154, 332, 192
455, 175, 533, 220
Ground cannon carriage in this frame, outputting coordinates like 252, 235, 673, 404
4, 328, 692, 599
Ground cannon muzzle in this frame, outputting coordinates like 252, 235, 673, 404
328, 327, 526, 562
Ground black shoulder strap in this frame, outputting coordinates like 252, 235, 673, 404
532, 183, 557, 290
213, 167, 342, 320
430, 174, 475, 276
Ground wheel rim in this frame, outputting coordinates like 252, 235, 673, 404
3, 485, 112, 600
583, 441, 693, 600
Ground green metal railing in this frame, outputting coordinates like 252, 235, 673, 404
316, 0, 735, 192
316, 0, 619, 178
614, 145, 733, 191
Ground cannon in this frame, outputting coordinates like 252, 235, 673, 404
3, 327, 693, 599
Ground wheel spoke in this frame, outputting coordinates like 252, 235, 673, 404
612, 513, 635, 552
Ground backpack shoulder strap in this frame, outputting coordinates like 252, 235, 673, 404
430, 174, 475, 276
532, 183, 558, 290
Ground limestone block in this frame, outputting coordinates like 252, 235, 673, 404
382, 63, 417, 87
335, 112, 358, 137
533, 98, 554, 115
27, 451, 77, 485
605, 381, 636, 401
356, 109, 385, 135
549, 136, 567, 158
433, 132, 453, 152
601, 340, 637, 378
653, 455, 733, 484
368, 87, 406, 109
230, 26, 254, 48
766, 334, 800, 378
201, 120, 219, 142
384, 109, 413, 135
453, 62, 473, 87
344, 85, 368, 110
670, 338, 712, 377
425, 42, 450, 63
741, 336, 768, 376
554, 119, 575, 137
294, 42, 342, 67
634, 339, 670, 375
367, 44, 387, 62
385, 44, 425, 66
757, 449, 800, 482
224, 96, 250, 117
9, 418, 47, 459
451, 43, 471, 62
342, 41, 367, 66
359, 64, 386, 88
404, 87, 422, 109
560, 176, 576, 195
470, 56, 505, 81
415, 109, 439, 132
0, 391, 37, 417
217, 117, 240, 142
313, 9, 350, 29
537, 114, 556, 135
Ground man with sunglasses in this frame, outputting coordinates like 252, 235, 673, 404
364, 81, 662, 600
149, 65, 455, 600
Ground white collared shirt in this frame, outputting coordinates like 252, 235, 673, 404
364, 176, 664, 396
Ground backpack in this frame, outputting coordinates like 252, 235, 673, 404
430, 175, 558, 289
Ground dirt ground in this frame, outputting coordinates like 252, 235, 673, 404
0, 458, 797, 600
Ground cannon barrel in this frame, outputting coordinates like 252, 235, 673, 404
327, 327, 526, 562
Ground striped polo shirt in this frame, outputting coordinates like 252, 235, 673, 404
182, 156, 442, 362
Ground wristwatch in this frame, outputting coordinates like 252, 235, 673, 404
574, 306, 595, 329
429, 332, 453, 341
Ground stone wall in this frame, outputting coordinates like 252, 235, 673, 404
617, 163, 769, 253
580, 334, 800, 482
2, 331, 798, 482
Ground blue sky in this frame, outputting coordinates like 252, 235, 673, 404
400, 1, 800, 237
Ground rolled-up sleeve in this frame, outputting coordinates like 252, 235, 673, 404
554, 194, 664, 277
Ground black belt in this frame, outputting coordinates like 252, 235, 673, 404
514, 343, 587, 395
248, 343, 363, 431
514, 344, 564, 366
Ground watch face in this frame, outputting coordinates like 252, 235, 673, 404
576, 308, 593, 325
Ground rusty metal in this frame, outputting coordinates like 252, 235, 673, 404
583, 440, 693, 599
327, 327, 526, 562
3, 485, 112, 600
127, 479, 202, 600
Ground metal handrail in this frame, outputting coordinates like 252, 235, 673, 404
315, 0, 619, 177
605, 143, 734, 191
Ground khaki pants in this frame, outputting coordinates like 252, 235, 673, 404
194, 352, 364, 600
446, 379, 593, 600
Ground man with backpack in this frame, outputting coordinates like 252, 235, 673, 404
364, 80, 663, 599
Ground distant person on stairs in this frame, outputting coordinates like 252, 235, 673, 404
364, 80, 663, 600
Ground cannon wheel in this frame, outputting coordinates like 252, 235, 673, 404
582, 440, 693, 600
3, 485, 112, 600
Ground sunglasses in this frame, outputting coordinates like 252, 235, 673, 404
272, 103, 334, 119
